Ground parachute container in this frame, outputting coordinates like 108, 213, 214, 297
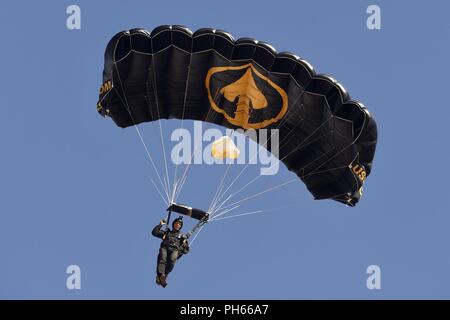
167, 203, 209, 221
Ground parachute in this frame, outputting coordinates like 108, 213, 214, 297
211, 136, 240, 160
97, 25, 377, 206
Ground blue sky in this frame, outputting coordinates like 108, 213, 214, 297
1, 0, 450, 299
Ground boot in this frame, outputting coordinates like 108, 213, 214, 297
159, 274, 167, 288
155, 275, 161, 286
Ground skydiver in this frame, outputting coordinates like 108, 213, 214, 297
151, 216, 189, 288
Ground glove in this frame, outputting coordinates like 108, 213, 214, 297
160, 219, 166, 226
181, 239, 190, 253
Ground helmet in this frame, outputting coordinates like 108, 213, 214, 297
172, 216, 183, 229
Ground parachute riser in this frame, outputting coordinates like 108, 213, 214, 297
164, 210, 173, 232
186, 213, 209, 239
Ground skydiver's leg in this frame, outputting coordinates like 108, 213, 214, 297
165, 249, 179, 275
157, 247, 168, 276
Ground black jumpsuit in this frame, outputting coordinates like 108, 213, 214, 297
152, 224, 189, 276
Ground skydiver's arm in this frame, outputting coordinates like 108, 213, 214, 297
151, 224, 165, 239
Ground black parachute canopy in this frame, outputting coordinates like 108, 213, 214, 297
97, 25, 378, 206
